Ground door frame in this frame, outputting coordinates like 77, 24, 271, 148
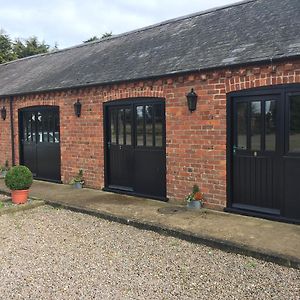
18, 105, 62, 183
103, 97, 167, 201
226, 83, 300, 224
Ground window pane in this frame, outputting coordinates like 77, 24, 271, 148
125, 109, 132, 145
237, 102, 247, 149
289, 95, 300, 152
251, 101, 261, 150
265, 100, 277, 151
118, 109, 124, 145
23, 114, 28, 141
37, 112, 43, 142
30, 113, 36, 142
154, 105, 163, 147
145, 105, 153, 146
136, 106, 144, 146
48, 114, 54, 143
43, 114, 49, 142
110, 109, 117, 144
54, 115, 60, 143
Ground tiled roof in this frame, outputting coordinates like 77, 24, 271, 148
0, 0, 299, 96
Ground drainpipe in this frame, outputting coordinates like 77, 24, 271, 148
9, 96, 15, 166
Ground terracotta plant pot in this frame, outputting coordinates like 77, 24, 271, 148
11, 189, 29, 204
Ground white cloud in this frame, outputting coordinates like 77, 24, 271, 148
0, 0, 238, 48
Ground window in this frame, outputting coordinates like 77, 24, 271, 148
135, 103, 164, 147
265, 100, 277, 151
289, 95, 300, 152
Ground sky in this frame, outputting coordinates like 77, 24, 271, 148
0, 0, 239, 49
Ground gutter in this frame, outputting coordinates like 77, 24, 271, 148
9, 96, 15, 166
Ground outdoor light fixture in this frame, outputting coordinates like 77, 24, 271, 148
186, 88, 198, 112
0, 106, 6, 120
74, 99, 82, 117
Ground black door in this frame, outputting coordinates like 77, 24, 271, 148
105, 98, 166, 199
283, 89, 300, 220
19, 106, 61, 182
107, 105, 134, 190
228, 85, 300, 222
231, 95, 283, 215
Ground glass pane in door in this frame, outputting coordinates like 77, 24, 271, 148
265, 100, 277, 151
236, 102, 247, 149
289, 95, 300, 152
37, 112, 43, 142
136, 106, 144, 146
54, 115, 60, 143
118, 109, 124, 145
250, 101, 261, 150
30, 113, 36, 142
124, 109, 132, 145
154, 104, 163, 147
110, 109, 117, 144
48, 114, 54, 143
43, 114, 49, 142
145, 105, 153, 146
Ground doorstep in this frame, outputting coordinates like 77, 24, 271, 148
0, 179, 299, 269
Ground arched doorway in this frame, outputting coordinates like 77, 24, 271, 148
19, 106, 61, 182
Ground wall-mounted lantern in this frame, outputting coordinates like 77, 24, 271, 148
186, 88, 198, 113
1, 106, 6, 120
74, 99, 82, 117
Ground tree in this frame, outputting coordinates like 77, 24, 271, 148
101, 32, 112, 39
13, 36, 50, 59
83, 32, 112, 43
83, 36, 99, 43
0, 30, 52, 64
0, 30, 16, 63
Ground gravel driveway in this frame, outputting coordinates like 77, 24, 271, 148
0, 206, 299, 300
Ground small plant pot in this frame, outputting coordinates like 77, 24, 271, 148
74, 182, 83, 189
11, 189, 29, 204
187, 200, 201, 209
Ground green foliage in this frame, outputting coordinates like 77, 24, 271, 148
101, 32, 112, 39
83, 36, 99, 43
5, 165, 33, 190
186, 184, 203, 203
13, 37, 49, 59
246, 261, 257, 268
0, 30, 17, 63
0, 30, 52, 64
70, 169, 84, 184
192, 184, 200, 193
0, 160, 9, 173
83, 32, 112, 43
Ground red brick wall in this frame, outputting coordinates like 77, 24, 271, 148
0, 59, 299, 209
0, 99, 12, 169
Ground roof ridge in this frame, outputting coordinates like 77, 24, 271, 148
0, 0, 257, 68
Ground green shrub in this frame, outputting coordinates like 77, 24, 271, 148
5, 165, 33, 190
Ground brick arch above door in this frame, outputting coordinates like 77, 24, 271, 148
102, 88, 165, 103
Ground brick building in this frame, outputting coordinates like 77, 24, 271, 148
0, 0, 299, 222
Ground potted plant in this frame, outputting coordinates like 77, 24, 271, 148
0, 160, 10, 178
70, 169, 84, 189
186, 184, 204, 209
5, 165, 33, 204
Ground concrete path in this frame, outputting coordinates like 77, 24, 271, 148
0, 179, 299, 269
